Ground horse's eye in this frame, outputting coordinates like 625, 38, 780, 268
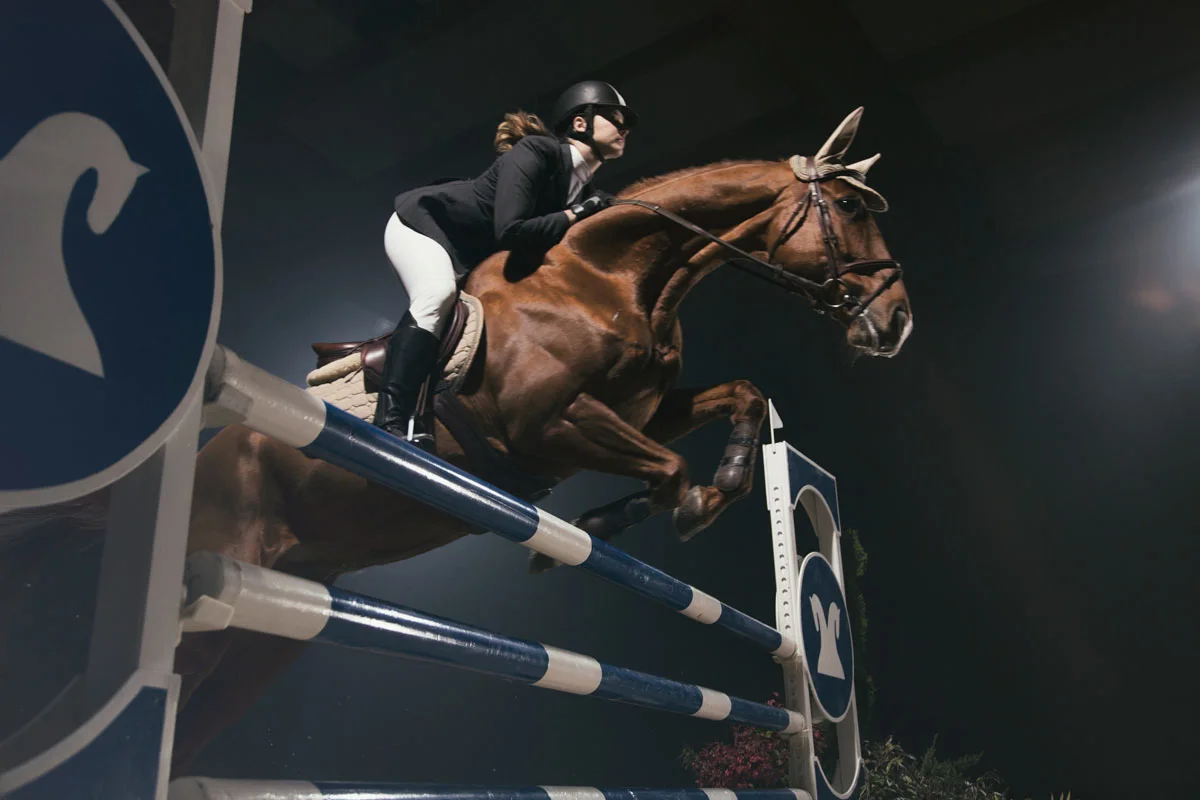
836, 196, 862, 214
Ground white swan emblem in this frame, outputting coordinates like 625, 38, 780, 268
0, 112, 149, 377
810, 593, 846, 680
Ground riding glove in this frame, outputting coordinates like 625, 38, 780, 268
569, 191, 612, 222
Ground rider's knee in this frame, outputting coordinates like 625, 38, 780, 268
409, 278, 457, 335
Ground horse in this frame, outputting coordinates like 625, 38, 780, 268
40, 108, 912, 773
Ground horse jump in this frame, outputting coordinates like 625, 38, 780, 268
170, 346, 858, 799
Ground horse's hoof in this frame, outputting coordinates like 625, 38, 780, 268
574, 492, 653, 540
573, 513, 611, 539
529, 550, 560, 574
673, 486, 713, 542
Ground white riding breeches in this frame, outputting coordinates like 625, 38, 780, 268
383, 213, 457, 336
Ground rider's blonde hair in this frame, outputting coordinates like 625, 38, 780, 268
494, 111, 551, 154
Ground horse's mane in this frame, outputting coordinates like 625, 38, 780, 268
619, 159, 783, 199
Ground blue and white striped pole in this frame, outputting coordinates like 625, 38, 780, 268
204, 346, 797, 661
182, 552, 806, 736
169, 780, 814, 800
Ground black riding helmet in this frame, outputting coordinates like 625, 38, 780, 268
551, 80, 638, 160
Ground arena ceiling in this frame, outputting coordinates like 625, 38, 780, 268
123, 0, 1200, 237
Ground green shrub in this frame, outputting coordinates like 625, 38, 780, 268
843, 528, 875, 728
681, 729, 1072, 799
862, 735, 1009, 799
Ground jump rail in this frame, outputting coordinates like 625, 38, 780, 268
182, 552, 807, 735
169, 780, 815, 800
204, 346, 797, 660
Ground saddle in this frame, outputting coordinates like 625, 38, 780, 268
310, 294, 481, 395
304, 293, 557, 502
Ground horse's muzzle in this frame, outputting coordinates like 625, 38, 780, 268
848, 303, 912, 357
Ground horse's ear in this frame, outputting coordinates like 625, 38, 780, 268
846, 153, 881, 175
815, 107, 864, 164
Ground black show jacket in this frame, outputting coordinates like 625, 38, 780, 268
393, 135, 594, 279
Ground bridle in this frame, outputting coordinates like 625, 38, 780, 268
610, 157, 903, 319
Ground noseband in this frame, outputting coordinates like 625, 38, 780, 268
611, 157, 903, 319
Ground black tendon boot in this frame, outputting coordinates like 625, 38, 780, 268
372, 318, 440, 452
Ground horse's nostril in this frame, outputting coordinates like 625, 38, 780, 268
891, 306, 909, 330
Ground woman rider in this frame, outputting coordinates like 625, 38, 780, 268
375, 80, 638, 451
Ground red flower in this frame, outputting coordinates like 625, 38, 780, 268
680, 694, 827, 789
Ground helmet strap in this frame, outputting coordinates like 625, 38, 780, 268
569, 105, 606, 163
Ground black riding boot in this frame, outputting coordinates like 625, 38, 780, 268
372, 318, 440, 452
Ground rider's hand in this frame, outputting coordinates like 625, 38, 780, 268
569, 192, 612, 223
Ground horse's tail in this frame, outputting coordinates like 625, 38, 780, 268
0, 491, 110, 654
0, 489, 110, 590
0, 489, 110, 548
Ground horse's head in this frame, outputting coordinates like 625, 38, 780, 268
767, 108, 912, 357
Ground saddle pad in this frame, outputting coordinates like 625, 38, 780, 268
305, 292, 484, 420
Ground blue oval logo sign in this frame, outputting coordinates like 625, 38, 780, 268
0, 0, 220, 508
798, 551, 854, 722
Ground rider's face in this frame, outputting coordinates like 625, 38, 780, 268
573, 110, 629, 160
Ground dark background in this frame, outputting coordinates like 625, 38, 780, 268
7, 1, 1200, 797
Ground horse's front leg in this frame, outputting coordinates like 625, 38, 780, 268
525, 381, 765, 572
639, 380, 768, 540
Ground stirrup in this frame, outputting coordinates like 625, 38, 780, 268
405, 414, 436, 453
401, 371, 437, 452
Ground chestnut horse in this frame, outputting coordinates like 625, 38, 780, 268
162, 108, 913, 772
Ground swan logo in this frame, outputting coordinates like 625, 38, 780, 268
798, 552, 854, 722
0, 0, 218, 507
810, 593, 846, 680
0, 113, 147, 378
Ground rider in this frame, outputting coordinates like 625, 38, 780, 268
375, 80, 637, 450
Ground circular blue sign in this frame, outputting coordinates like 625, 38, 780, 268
798, 552, 854, 722
0, 0, 220, 508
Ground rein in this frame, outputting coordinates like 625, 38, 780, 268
610, 158, 902, 319
611, 198, 827, 297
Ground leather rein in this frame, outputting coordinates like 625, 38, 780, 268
610, 157, 902, 319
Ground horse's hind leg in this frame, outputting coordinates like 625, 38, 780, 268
172, 424, 305, 772
171, 630, 310, 776
173, 423, 474, 772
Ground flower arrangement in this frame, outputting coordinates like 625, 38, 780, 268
681, 722, 1074, 799
679, 694, 825, 789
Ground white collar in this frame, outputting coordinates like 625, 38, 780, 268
568, 142, 594, 182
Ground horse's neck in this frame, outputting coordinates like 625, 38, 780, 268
634, 161, 785, 228
622, 161, 789, 336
